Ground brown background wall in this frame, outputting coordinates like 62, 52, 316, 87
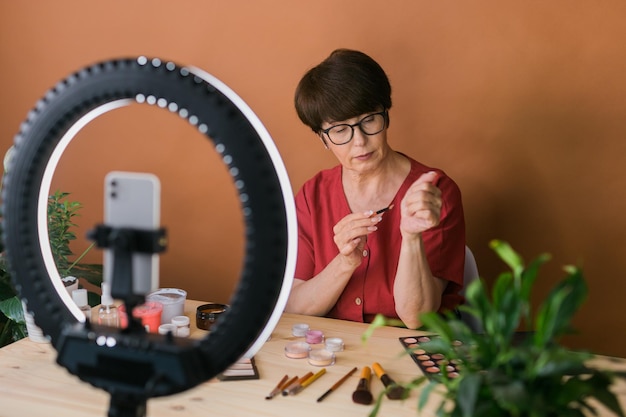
1, 1, 625, 357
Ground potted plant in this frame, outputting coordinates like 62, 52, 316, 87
47, 190, 103, 304
0, 149, 102, 346
366, 240, 626, 417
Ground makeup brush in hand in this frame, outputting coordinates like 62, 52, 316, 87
351, 366, 373, 405
372, 362, 406, 400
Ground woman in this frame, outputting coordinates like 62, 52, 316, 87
285, 49, 465, 329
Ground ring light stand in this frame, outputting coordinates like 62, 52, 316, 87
1, 57, 297, 417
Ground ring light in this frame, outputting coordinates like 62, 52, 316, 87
2, 57, 296, 416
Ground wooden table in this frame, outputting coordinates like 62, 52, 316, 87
1, 300, 626, 417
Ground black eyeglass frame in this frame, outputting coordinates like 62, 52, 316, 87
320, 110, 389, 146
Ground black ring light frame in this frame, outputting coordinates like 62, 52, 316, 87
2, 57, 296, 415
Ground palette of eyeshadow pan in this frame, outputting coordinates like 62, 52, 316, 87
399, 332, 534, 380
398, 335, 462, 380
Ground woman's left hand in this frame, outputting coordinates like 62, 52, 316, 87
400, 171, 442, 238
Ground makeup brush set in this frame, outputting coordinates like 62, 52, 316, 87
265, 362, 407, 405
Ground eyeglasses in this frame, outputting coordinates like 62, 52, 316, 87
320, 110, 388, 145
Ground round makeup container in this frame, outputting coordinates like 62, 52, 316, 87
324, 337, 344, 352
305, 329, 324, 344
146, 288, 187, 325
308, 348, 335, 367
292, 323, 310, 337
119, 301, 163, 333
195, 303, 229, 331
284, 341, 311, 359
171, 315, 190, 337
158, 323, 177, 335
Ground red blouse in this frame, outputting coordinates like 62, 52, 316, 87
294, 156, 466, 323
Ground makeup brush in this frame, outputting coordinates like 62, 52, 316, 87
290, 368, 326, 395
375, 203, 395, 215
265, 374, 289, 400
317, 366, 357, 402
372, 362, 406, 400
351, 366, 373, 405
282, 372, 314, 396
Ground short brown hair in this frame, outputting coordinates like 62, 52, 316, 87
294, 49, 392, 133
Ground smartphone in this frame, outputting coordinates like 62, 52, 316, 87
103, 171, 161, 297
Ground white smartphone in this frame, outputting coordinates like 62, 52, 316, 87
103, 171, 161, 297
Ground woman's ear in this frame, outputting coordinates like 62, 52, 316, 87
318, 133, 330, 150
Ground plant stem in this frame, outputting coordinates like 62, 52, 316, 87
64, 242, 96, 276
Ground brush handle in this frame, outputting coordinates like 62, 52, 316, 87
360, 366, 372, 381
372, 362, 397, 386
372, 362, 389, 382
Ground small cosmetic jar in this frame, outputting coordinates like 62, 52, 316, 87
308, 348, 336, 367
324, 337, 344, 352
147, 288, 187, 325
196, 303, 229, 331
292, 323, 310, 337
284, 341, 311, 359
158, 323, 177, 335
119, 301, 163, 333
171, 315, 190, 337
305, 329, 324, 344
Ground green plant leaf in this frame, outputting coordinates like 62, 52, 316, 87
490, 240, 524, 278
418, 380, 440, 411
520, 253, 551, 315
0, 296, 25, 323
362, 314, 393, 344
491, 272, 523, 341
419, 312, 455, 345
491, 378, 528, 413
456, 373, 481, 417
534, 266, 587, 347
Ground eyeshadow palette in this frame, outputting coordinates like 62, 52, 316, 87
398, 336, 462, 380
399, 332, 534, 380
217, 356, 260, 381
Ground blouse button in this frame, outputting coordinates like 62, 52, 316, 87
362, 249, 368, 257
355, 297, 362, 306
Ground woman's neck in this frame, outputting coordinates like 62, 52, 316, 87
342, 151, 410, 213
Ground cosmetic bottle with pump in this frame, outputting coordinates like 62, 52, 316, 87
98, 282, 119, 327
72, 288, 92, 321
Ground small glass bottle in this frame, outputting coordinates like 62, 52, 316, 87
98, 282, 119, 327
72, 288, 91, 321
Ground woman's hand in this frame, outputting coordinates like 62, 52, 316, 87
400, 171, 442, 239
333, 211, 381, 268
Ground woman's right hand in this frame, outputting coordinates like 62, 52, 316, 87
333, 211, 382, 268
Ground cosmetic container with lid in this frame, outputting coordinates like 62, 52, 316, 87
284, 341, 311, 359
305, 329, 324, 344
292, 323, 310, 337
158, 323, 177, 335
196, 303, 229, 331
308, 348, 335, 367
171, 315, 190, 337
325, 337, 344, 352
72, 288, 91, 321
146, 288, 186, 324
